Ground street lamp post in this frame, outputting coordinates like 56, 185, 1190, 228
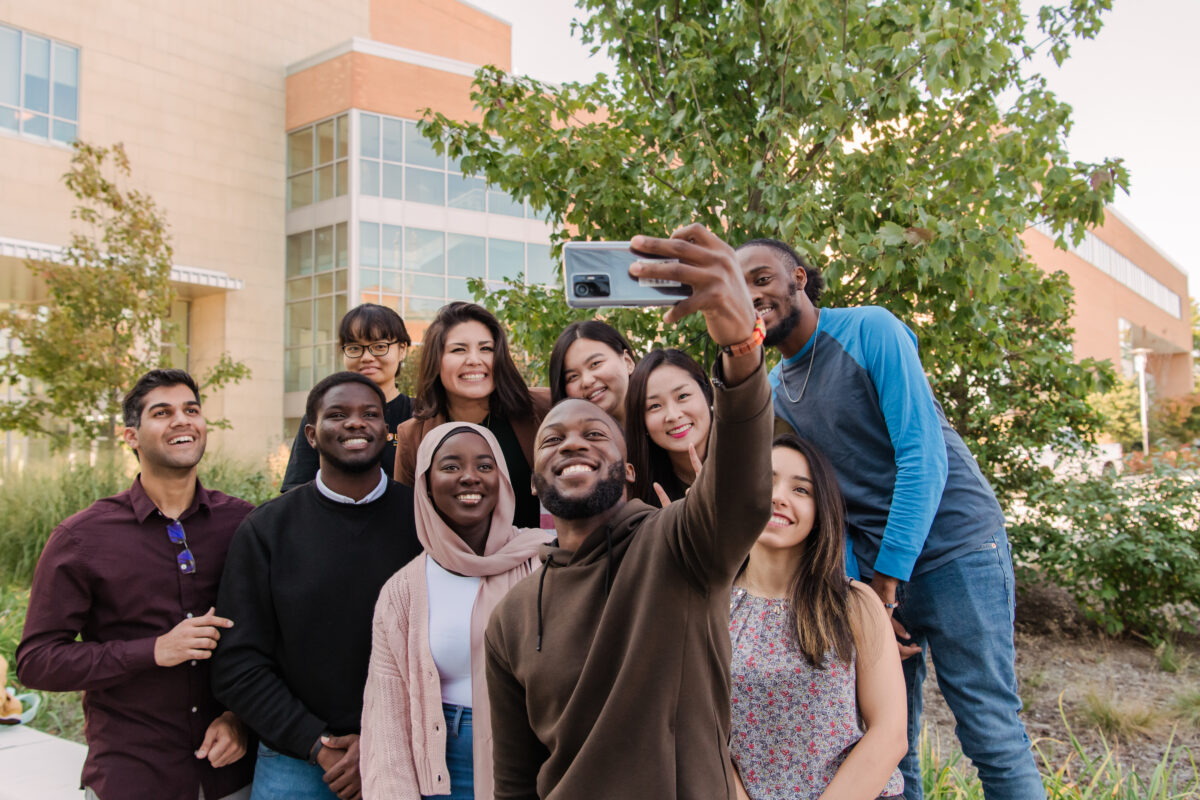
1132, 347, 1151, 455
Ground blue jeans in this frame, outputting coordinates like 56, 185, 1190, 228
250, 742, 338, 800
423, 703, 474, 800
894, 530, 1044, 800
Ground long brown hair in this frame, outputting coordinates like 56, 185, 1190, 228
412, 302, 533, 422
624, 349, 714, 505
763, 434, 856, 668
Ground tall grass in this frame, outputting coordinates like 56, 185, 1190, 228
0, 455, 277, 585
921, 702, 1200, 799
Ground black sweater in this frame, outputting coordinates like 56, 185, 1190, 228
211, 481, 421, 760
280, 393, 414, 493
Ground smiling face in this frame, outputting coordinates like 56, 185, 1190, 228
756, 445, 817, 551
428, 431, 500, 539
562, 338, 636, 421
123, 384, 207, 472
643, 364, 712, 458
342, 334, 405, 390
439, 320, 496, 403
532, 399, 634, 521
737, 244, 805, 347
306, 381, 388, 475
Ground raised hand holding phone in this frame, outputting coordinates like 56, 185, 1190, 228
630, 224, 762, 385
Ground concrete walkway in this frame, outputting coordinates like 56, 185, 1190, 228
0, 725, 85, 799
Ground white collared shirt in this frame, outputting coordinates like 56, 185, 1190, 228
315, 468, 389, 505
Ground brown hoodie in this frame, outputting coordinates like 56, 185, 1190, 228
485, 358, 772, 799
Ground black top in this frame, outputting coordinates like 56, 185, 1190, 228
489, 412, 540, 528
211, 481, 422, 760
280, 392, 414, 493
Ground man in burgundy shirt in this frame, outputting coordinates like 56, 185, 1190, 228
17, 369, 254, 800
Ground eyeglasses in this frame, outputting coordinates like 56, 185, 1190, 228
341, 341, 400, 359
166, 520, 196, 575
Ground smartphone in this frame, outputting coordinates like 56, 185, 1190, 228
563, 241, 693, 308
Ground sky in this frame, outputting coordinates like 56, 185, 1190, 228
467, 0, 1200, 301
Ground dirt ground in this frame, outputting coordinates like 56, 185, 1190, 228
917, 580, 1200, 780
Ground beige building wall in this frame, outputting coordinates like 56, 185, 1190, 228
1023, 208, 1193, 397
0, 0, 373, 459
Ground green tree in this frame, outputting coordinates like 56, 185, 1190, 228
425, 0, 1123, 504
0, 142, 249, 451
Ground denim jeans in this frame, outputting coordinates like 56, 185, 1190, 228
423, 703, 474, 800
249, 742, 339, 800
894, 530, 1045, 800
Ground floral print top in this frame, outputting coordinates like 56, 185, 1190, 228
729, 586, 904, 800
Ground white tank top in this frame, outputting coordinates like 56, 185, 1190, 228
425, 556, 482, 707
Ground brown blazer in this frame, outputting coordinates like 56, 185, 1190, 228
392, 387, 552, 486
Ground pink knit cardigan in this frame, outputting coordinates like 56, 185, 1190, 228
360, 422, 548, 799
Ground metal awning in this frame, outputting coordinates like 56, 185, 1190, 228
0, 235, 244, 294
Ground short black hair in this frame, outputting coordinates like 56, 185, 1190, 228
306, 371, 387, 422
122, 369, 200, 428
738, 238, 825, 305
339, 303, 411, 347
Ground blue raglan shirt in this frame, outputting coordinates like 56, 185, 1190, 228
769, 306, 1005, 581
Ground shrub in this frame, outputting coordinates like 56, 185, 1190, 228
1008, 460, 1200, 641
0, 456, 276, 586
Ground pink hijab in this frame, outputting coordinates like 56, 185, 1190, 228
413, 422, 549, 799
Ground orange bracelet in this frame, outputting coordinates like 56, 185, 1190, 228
721, 317, 766, 357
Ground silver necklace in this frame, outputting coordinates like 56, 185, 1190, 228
779, 311, 819, 404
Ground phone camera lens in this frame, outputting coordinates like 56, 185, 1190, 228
574, 283, 592, 297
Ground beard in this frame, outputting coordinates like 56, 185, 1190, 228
534, 461, 627, 520
763, 294, 802, 348
320, 446, 384, 475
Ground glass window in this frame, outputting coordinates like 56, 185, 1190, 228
408, 273, 445, 297
360, 160, 379, 196
286, 276, 313, 301
285, 348, 312, 393
315, 164, 335, 202
287, 232, 313, 277
335, 269, 348, 293
382, 117, 403, 162
447, 277, 473, 300
335, 222, 348, 268
381, 225, 403, 270
488, 239, 525, 282
447, 234, 485, 279
448, 174, 486, 211
488, 189, 525, 218
286, 300, 314, 347
406, 228, 444, 274
336, 114, 348, 159
51, 119, 75, 144
336, 161, 348, 196
360, 113, 380, 159
382, 162, 404, 200
527, 243, 556, 285
0, 27, 79, 144
287, 172, 312, 210
22, 34, 48, 114
360, 269, 381, 293
288, 129, 313, 175
315, 226, 334, 272
380, 271, 403, 294
316, 296, 335, 343
315, 272, 334, 296
405, 167, 444, 206
404, 120, 442, 169
335, 293, 348, 324
22, 113, 47, 138
0, 26, 18, 107
52, 43, 77, 120
359, 221, 380, 267
316, 119, 335, 164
